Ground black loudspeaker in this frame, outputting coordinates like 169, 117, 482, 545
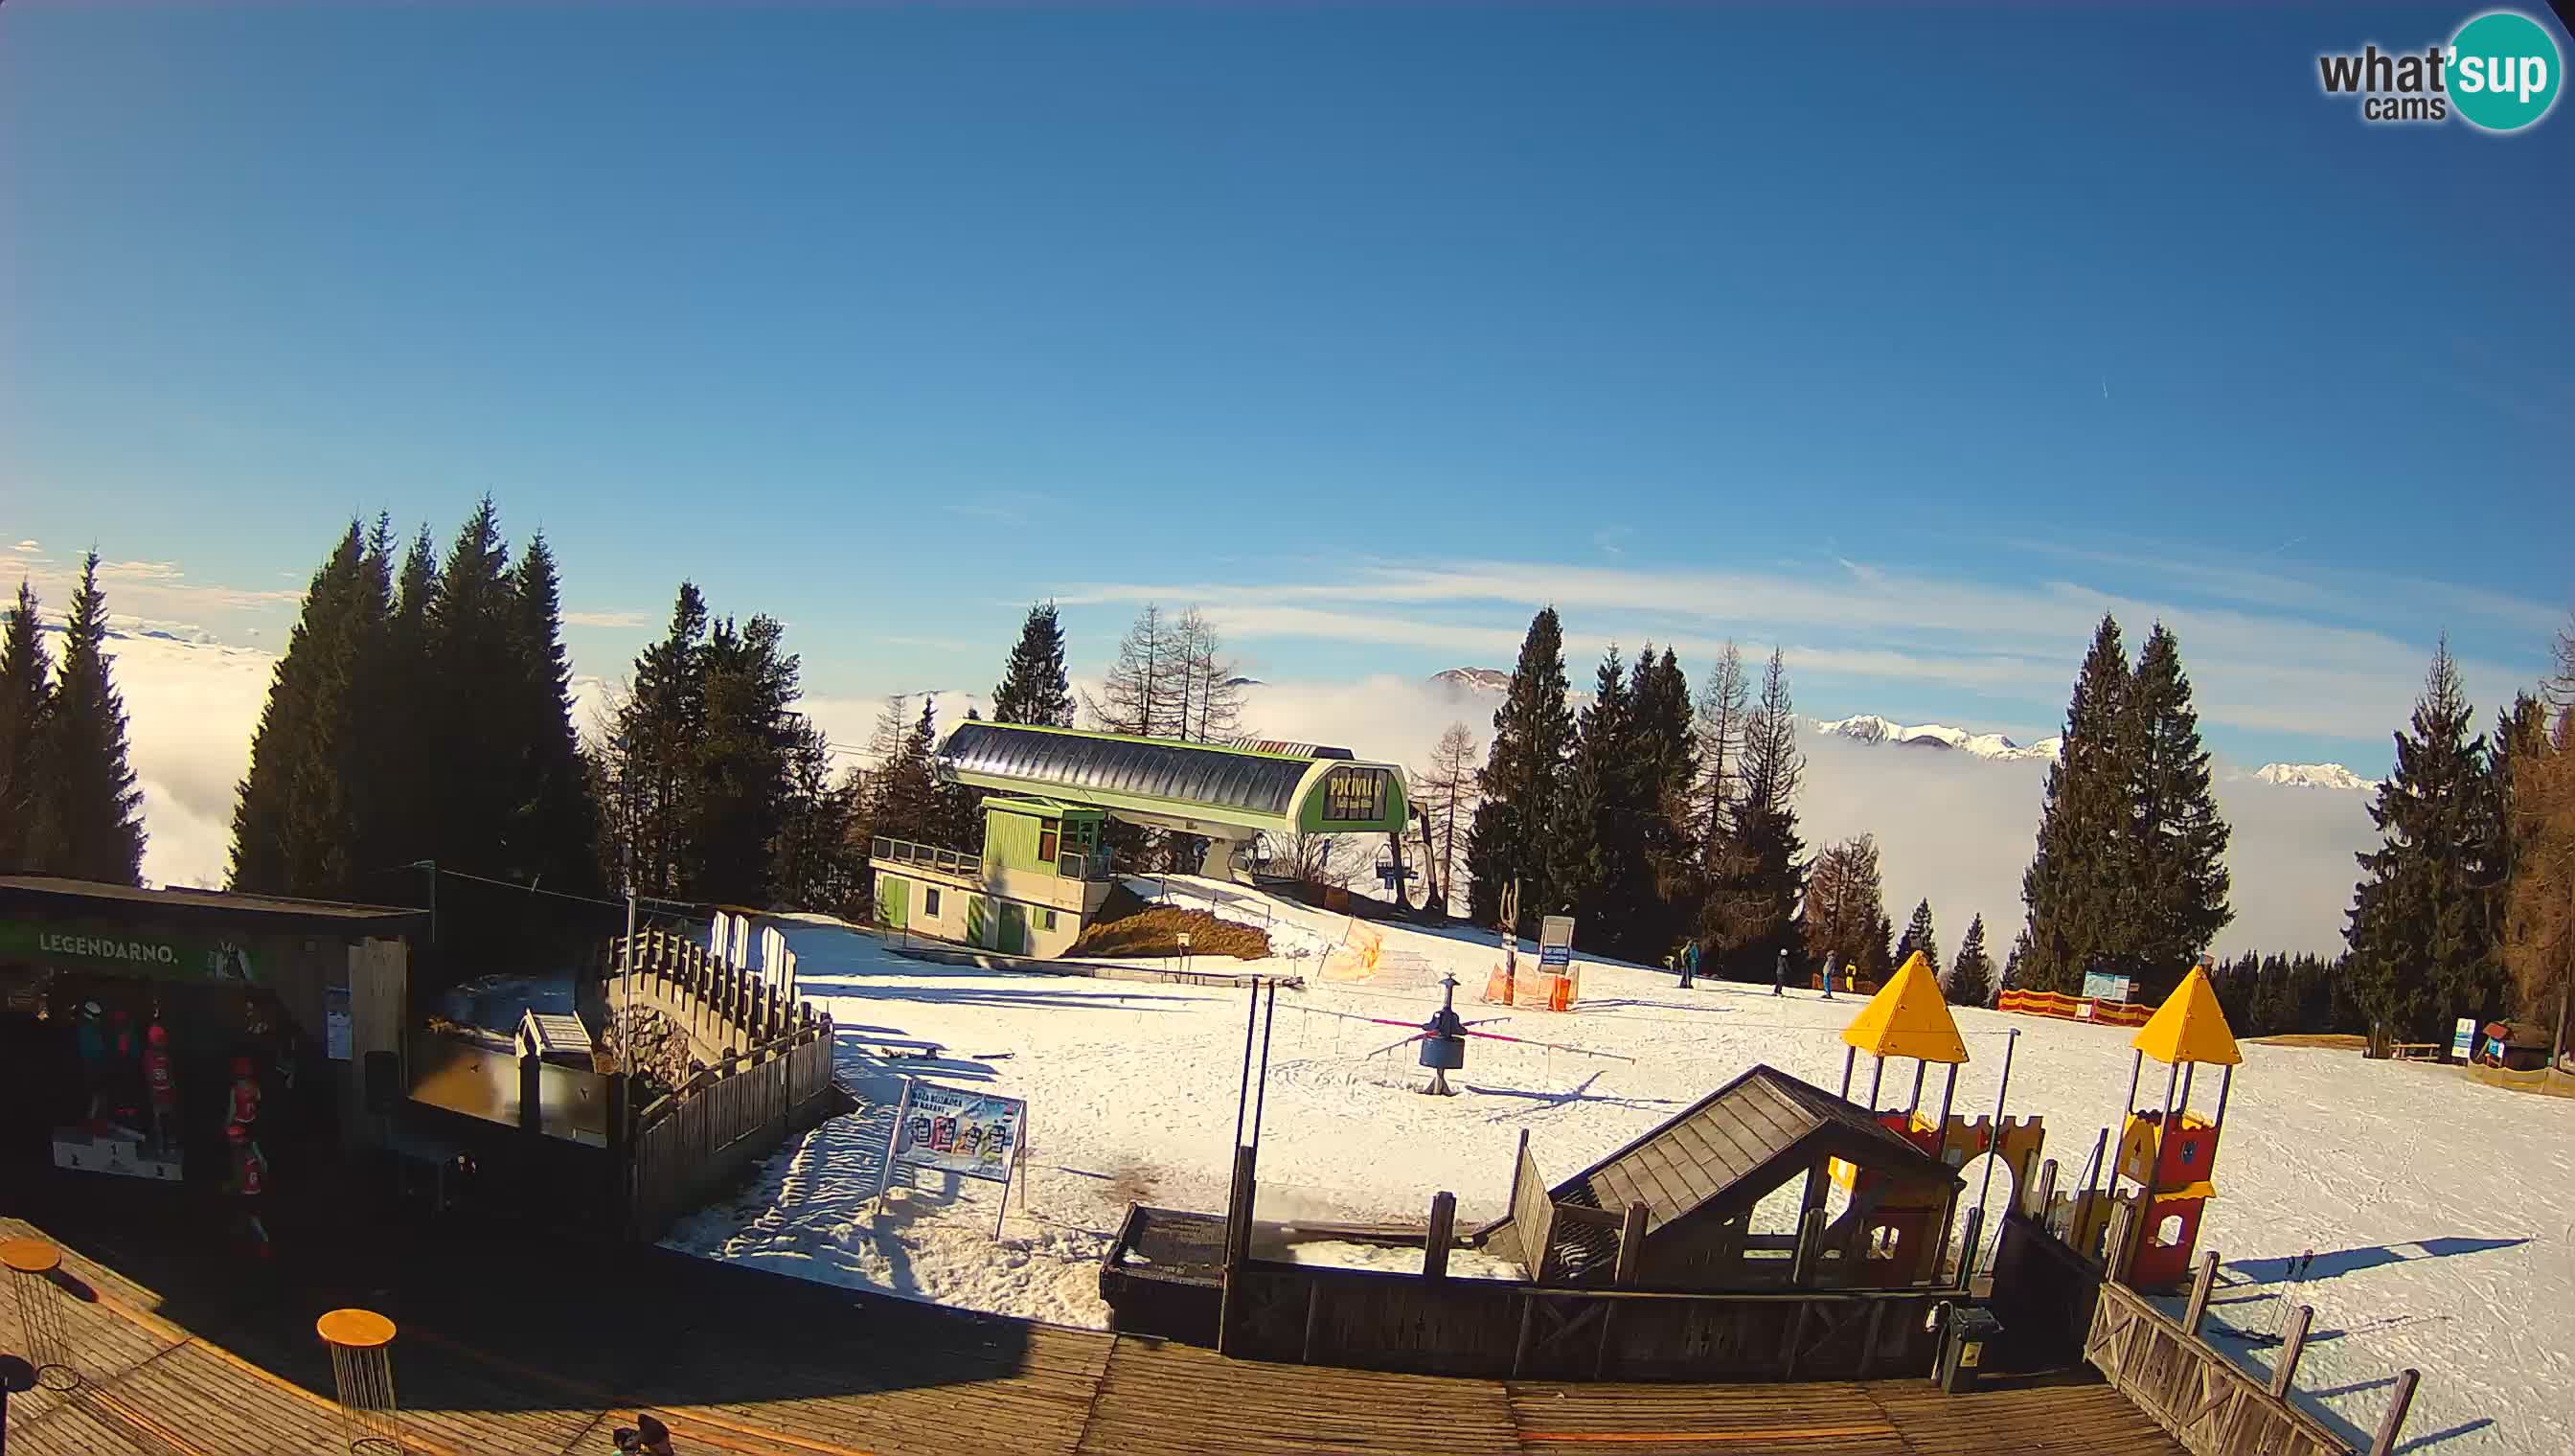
364, 1051, 399, 1115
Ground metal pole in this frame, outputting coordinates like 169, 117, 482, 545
2121, 1049, 2142, 1114
1975, 1029, 2018, 1222
1250, 981, 1278, 1150
2159, 1058, 2181, 1126
1907, 1060, 1927, 1115
1865, 1058, 1883, 1111
1837, 1046, 1856, 1099
1232, 981, 1258, 1149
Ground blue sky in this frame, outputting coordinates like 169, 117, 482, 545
5, 2, 2569, 770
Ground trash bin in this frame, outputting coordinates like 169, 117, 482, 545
1926, 1302, 2003, 1394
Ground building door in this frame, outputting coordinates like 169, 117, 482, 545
999, 902, 1028, 956
878, 877, 908, 931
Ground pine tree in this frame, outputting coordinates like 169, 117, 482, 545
2118, 625, 2232, 999
231, 522, 380, 897
422, 498, 524, 878
992, 603, 1075, 726
45, 552, 146, 883
773, 715, 862, 912
1414, 722, 1481, 915
1703, 648, 1805, 978
2019, 615, 2132, 994
1948, 915, 1994, 1007
2345, 639, 2504, 1043
1552, 648, 1640, 951
0, 580, 56, 872
871, 696, 946, 849
506, 535, 602, 895
1858, 907, 1895, 982
1466, 607, 1574, 936
1895, 899, 1940, 978
1629, 646, 1698, 959
609, 583, 712, 897
362, 525, 442, 879
693, 614, 802, 905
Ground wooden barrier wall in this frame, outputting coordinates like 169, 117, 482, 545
627, 1019, 837, 1241
1997, 989, 2153, 1028
1218, 1260, 1948, 1382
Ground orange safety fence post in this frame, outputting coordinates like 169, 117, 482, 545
0, 1239, 79, 1393
316, 1308, 404, 1455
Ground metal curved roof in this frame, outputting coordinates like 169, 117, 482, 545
938, 721, 1316, 819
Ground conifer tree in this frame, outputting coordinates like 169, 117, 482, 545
2497, 684, 2574, 1057
1803, 834, 1884, 970
1692, 640, 1748, 853
1551, 648, 1638, 950
422, 498, 524, 878
1948, 915, 1994, 1007
232, 522, 379, 897
1858, 907, 1895, 982
609, 583, 712, 897
2118, 625, 2232, 999
691, 613, 802, 905
1466, 607, 1574, 935
1629, 646, 1698, 957
1702, 647, 1805, 978
45, 552, 146, 883
992, 602, 1075, 726
871, 696, 946, 849
0, 580, 56, 872
363, 525, 442, 877
506, 535, 603, 894
2019, 615, 2132, 993
2346, 639, 2505, 1042
1895, 898, 1940, 977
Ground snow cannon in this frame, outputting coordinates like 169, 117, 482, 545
1418, 977, 1470, 1095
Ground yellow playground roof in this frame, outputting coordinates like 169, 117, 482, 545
1840, 951, 1969, 1065
2131, 966, 2243, 1067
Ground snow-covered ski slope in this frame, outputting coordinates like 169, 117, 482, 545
667, 879, 2568, 1455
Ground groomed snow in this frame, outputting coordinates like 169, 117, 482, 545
667, 880, 2568, 1455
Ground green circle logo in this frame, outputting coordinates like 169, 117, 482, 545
2450, 11, 2563, 131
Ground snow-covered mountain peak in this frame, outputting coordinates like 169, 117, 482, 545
1812, 714, 2061, 762
2252, 762, 2379, 792
1428, 667, 1514, 695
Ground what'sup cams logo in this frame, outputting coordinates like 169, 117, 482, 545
2317, 9, 2562, 130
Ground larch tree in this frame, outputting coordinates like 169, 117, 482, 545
44, 552, 147, 884
1090, 603, 1175, 739
1466, 607, 1574, 936
2345, 639, 2504, 1043
1948, 916, 1994, 1008
1414, 721, 1481, 916
2496, 680, 2575, 1058
1692, 640, 1748, 853
1802, 834, 1885, 971
0, 580, 56, 872
992, 602, 1075, 727
1703, 647, 1805, 978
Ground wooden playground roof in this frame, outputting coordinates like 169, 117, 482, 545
1490, 1065, 1957, 1271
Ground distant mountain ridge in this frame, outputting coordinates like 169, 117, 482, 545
1424, 666, 2376, 789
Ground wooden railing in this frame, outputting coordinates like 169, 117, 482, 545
604, 927, 809, 1058
2086, 1278, 2395, 1456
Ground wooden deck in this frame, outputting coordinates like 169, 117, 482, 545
0, 1215, 2180, 1456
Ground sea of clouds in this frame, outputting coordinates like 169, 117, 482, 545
107, 644, 2376, 958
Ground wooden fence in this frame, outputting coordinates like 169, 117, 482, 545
2086, 1279, 2377, 1456
1997, 989, 2153, 1028
609, 928, 841, 1242
1217, 1259, 1948, 1381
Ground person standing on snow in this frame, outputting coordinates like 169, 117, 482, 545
1772, 948, 1787, 996
1678, 939, 1699, 989
1821, 952, 1839, 1001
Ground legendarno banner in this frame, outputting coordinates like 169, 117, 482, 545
0, 920, 261, 983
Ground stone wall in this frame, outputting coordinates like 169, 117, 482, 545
604, 1004, 700, 1099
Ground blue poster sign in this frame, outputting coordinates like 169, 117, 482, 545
2450, 1017, 2476, 1061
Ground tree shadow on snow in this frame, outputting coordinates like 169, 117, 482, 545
1464, 1071, 1682, 1121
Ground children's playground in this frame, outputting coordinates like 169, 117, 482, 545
668, 881, 2566, 1454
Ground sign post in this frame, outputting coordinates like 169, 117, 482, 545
875, 1077, 1028, 1236
2450, 1017, 2476, 1063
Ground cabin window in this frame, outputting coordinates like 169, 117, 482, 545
1042, 910, 1058, 930
1038, 819, 1060, 865
1322, 767, 1389, 822
924, 887, 942, 918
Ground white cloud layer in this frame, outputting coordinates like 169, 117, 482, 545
99, 640, 2379, 956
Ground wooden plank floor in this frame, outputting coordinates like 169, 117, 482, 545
1, 1217, 2181, 1456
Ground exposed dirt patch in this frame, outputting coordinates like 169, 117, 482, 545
2245, 1033, 2370, 1051
1070, 898, 1271, 960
